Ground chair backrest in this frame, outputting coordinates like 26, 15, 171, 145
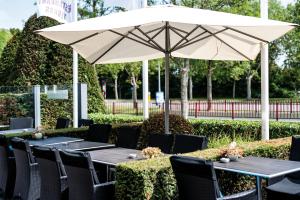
148, 134, 174, 154
170, 156, 220, 200
288, 135, 300, 179
78, 119, 94, 127
33, 146, 66, 200
0, 135, 9, 193
87, 124, 112, 143
56, 118, 71, 129
0, 135, 16, 199
173, 134, 208, 154
9, 117, 33, 130
60, 151, 99, 200
10, 137, 36, 200
116, 126, 140, 149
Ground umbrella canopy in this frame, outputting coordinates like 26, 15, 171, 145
37, 5, 296, 134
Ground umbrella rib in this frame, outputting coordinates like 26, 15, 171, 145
169, 27, 189, 42
68, 32, 100, 46
148, 26, 165, 42
225, 26, 269, 44
91, 27, 139, 64
145, 26, 165, 34
173, 28, 228, 51
200, 26, 252, 61
135, 27, 165, 52
170, 25, 201, 52
169, 26, 189, 34
109, 30, 162, 51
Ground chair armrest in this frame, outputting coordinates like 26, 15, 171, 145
94, 181, 115, 200
218, 189, 257, 200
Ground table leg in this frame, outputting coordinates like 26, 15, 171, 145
255, 176, 262, 200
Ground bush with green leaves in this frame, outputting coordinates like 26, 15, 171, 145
139, 113, 194, 148
89, 113, 143, 124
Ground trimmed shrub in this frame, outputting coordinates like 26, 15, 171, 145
89, 113, 143, 124
139, 113, 194, 149
190, 119, 300, 147
115, 137, 292, 200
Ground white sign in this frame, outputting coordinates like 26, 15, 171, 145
47, 90, 69, 100
37, 0, 76, 23
156, 92, 164, 104
104, 0, 143, 10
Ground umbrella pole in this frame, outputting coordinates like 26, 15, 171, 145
164, 22, 170, 134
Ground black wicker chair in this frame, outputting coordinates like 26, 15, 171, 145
173, 134, 208, 154
266, 135, 300, 200
116, 126, 140, 149
148, 133, 174, 154
87, 124, 112, 143
11, 137, 40, 200
56, 118, 71, 129
0, 135, 15, 199
170, 156, 257, 200
32, 146, 68, 200
9, 117, 33, 130
59, 150, 115, 200
78, 119, 94, 127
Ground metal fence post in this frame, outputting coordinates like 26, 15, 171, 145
276, 102, 279, 121
112, 102, 115, 115
33, 85, 41, 128
231, 102, 235, 120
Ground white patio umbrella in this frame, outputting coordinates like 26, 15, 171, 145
37, 5, 296, 134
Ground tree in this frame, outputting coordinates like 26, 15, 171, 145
97, 64, 124, 99
228, 62, 247, 99
0, 29, 13, 57
124, 62, 142, 103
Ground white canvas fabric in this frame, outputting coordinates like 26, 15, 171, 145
37, 5, 296, 64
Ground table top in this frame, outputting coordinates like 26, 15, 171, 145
0, 128, 35, 135
214, 156, 300, 179
46, 141, 115, 151
28, 136, 84, 146
88, 147, 143, 166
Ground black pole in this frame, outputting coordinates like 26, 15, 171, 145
165, 22, 170, 134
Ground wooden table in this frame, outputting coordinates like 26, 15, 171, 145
28, 136, 83, 146
214, 156, 300, 200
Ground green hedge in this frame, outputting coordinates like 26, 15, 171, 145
89, 113, 143, 124
190, 119, 300, 147
115, 137, 292, 200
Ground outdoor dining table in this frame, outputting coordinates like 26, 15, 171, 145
0, 128, 35, 135
214, 156, 300, 200
28, 136, 84, 147
88, 147, 143, 181
44, 141, 115, 151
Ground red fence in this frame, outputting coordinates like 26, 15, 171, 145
105, 99, 300, 120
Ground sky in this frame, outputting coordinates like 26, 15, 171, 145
0, 0, 297, 30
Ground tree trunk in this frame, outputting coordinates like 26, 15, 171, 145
181, 59, 189, 119
189, 76, 193, 100
207, 61, 213, 111
246, 75, 253, 100
131, 74, 138, 103
233, 80, 236, 99
114, 77, 118, 100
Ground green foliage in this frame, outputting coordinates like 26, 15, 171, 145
139, 113, 194, 148
0, 29, 13, 56
191, 119, 300, 147
89, 113, 143, 124
0, 94, 33, 124
115, 137, 292, 200
0, 14, 105, 113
